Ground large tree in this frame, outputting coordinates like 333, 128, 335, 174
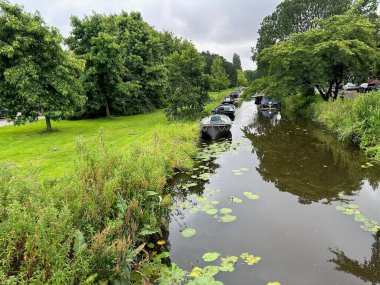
232, 53, 242, 70
67, 12, 167, 118
237, 70, 248, 86
0, 1, 85, 132
253, 14, 379, 101
211, 57, 230, 91
165, 41, 208, 120
252, 0, 352, 60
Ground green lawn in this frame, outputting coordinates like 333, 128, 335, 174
0, 111, 169, 177
0, 89, 236, 178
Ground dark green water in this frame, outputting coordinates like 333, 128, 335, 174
168, 101, 380, 285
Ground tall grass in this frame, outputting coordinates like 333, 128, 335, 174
0, 123, 198, 284
312, 91, 380, 160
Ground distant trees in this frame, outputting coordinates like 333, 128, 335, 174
0, 1, 85, 132
232, 53, 242, 70
244, 70, 258, 83
165, 41, 209, 120
211, 57, 230, 91
201, 51, 238, 87
237, 70, 248, 86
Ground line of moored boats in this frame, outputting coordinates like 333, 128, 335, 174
200, 90, 281, 140
200, 88, 244, 139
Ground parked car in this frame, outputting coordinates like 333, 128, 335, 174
343, 83, 358, 91
357, 83, 380, 93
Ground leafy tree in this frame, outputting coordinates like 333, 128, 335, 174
232, 53, 242, 70
244, 70, 258, 83
0, 1, 85, 132
166, 41, 209, 120
201, 51, 237, 87
252, 0, 352, 60
253, 14, 379, 101
237, 70, 249, 86
211, 57, 230, 91
67, 12, 167, 117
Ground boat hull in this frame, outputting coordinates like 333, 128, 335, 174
201, 125, 232, 139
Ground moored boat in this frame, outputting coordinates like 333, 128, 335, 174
260, 96, 281, 110
200, 115, 232, 139
212, 104, 235, 120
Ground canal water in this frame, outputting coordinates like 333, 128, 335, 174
167, 101, 380, 285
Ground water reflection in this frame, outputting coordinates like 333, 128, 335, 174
243, 112, 380, 204
329, 233, 380, 284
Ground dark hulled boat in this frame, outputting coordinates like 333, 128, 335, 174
212, 104, 236, 120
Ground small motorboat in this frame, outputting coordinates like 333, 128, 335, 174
260, 96, 281, 110
200, 115, 232, 139
253, 94, 264, 105
222, 97, 236, 106
212, 104, 235, 120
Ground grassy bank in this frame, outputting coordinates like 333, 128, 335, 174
0, 89, 232, 284
312, 91, 380, 160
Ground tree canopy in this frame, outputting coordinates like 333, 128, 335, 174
0, 1, 85, 131
252, 14, 380, 101
165, 41, 209, 120
232, 53, 242, 70
211, 57, 230, 91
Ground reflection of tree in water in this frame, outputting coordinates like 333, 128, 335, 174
243, 112, 380, 204
329, 233, 380, 285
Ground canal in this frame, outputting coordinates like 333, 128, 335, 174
167, 101, 380, 285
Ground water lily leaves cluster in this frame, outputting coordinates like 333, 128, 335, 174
232, 168, 249, 176
335, 204, 380, 233
243, 192, 260, 200
240, 252, 262, 265
361, 162, 375, 169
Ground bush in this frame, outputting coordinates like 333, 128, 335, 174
312, 91, 380, 160
0, 124, 198, 284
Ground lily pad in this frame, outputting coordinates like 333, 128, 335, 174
354, 214, 367, 223
189, 267, 202, 277
243, 192, 260, 200
230, 196, 242, 203
206, 209, 218, 215
267, 282, 281, 285
220, 256, 238, 272
335, 205, 345, 211
221, 215, 237, 223
202, 252, 221, 262
240, 252, 261, 265
210, 200, 220, 205
202, 266, 220, 277
219, 208, 232, 214
182, 228, 196, 238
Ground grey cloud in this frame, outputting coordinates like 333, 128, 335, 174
9, 0, 282, 69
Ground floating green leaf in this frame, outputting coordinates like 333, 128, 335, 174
230, 196, 242, 203
335, 205, 345, 211
219, 208, 232, 214
354, 214, 367, 223
182, 228, 196, 238
240, 253, 261, 265
202, 252, 221, 262
206, 209, 218, 215
347, 204, 360, 209
243, 192, 260, 200
221, 215, 237, 223
210, 200, 220, 205
267, 282, 281, 285
219, 256, 238, 272
202, 266, 220, 277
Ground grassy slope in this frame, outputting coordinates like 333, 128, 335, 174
0, 89, 236, 178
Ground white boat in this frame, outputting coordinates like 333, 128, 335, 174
200, 115, 232, 139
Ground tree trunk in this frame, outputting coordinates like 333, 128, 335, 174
332, 81, 340, 100
45, 116, 53, 133
104, 97, 111, 117
315, 85, 329, 101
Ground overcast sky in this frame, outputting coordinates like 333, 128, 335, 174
9, 0, 282, 70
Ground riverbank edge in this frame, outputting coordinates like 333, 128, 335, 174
0, 88, 234, 284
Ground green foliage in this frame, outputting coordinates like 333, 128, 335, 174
67, 12, 167, 118
0, 1, 85, 131
0, 123, 199, 283
211, 57, 230, 91
237, 70, 248, 86
312, 91, 380, 160
201, 51, 238, 87
243, 70, 257, 83
232, 53, 242, 70
165, 41, 209, 121
253, 14, 379, 101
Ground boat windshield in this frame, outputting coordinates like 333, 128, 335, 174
211, 115, 221, 122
